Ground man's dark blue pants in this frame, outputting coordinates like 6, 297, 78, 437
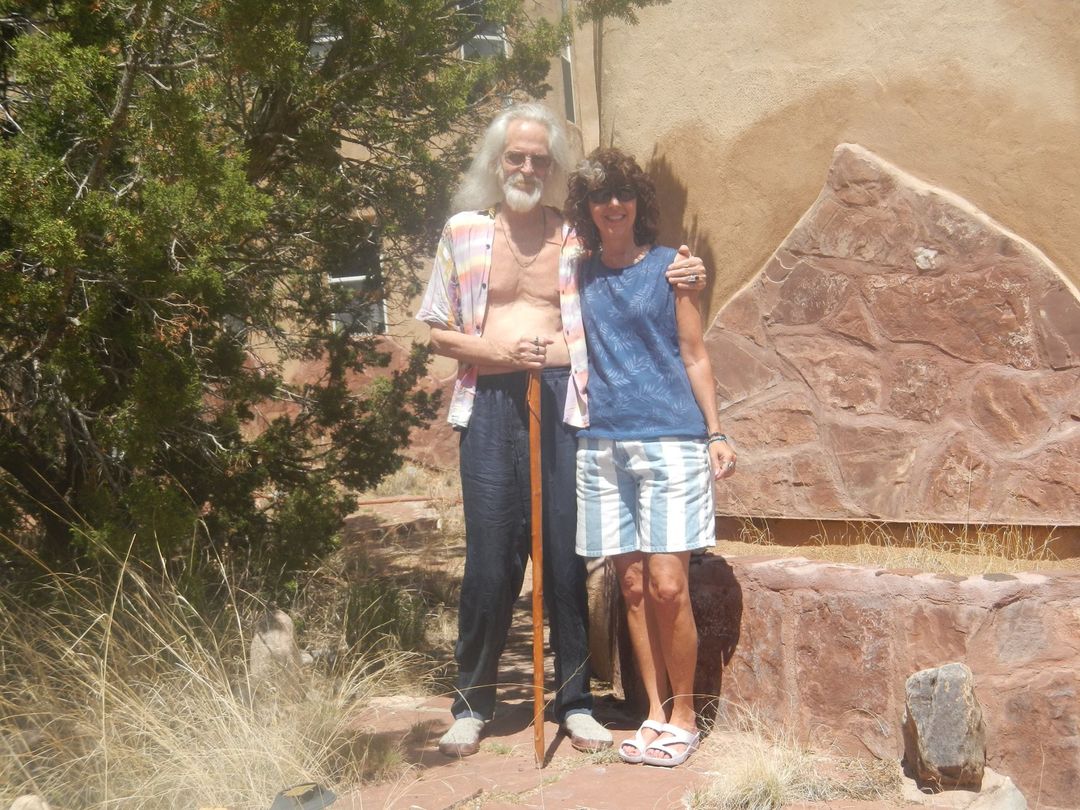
452, 367, 593, 722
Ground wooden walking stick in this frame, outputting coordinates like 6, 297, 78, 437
527, 369, 545, 767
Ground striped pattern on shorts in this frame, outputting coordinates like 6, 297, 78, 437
575, 436, 716, 558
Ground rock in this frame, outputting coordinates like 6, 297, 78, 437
765, 261, 850, 325
691, 554, 1080, 809
585, 557, 616, 683
9, 797, 51, 810
586, 557, 646, 710
1036, 283, 1080, 370
248, 609, 305, 703
900, 767, 1027, 809
885, 355, 953, 423
706, 143, 1080, 524
773, 335, 882, 413
708, 332, 782, 407
902, 662, 986, 791
967, 773, 1028, 810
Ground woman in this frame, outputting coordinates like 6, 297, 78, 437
564, 148, 737, 768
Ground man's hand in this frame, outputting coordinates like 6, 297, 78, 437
499, 334, 554, 369
428, 326, 554, 370
665, 245, 707, 291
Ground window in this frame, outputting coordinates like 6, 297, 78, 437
560, 41, 575, 123
560, 1, 575, 123
461, 20, 507, 61
328, 274, 386, 335
459, 1, 506, 60
329, 235, 385, 335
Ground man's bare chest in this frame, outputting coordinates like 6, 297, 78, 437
486, 240, 561, 309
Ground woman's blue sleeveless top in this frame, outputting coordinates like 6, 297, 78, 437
578, 245, 706, 440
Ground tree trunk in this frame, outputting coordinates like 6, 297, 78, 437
0, 414, 80, 560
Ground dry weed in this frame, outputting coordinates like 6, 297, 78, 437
366, 462, 464, 542
808, 522, 1065, 574
686, 706, 901, 809
371, 463, 459, 501
721, 519, 1073, 575
0, 553, 422, 809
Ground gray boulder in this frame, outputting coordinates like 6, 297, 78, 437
902, 662, 986, 790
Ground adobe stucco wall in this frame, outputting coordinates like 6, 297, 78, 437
589, 0, 1080, 315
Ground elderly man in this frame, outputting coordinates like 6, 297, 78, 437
417, 102, 705, 757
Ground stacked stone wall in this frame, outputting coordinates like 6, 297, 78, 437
692, 554, 1080, 809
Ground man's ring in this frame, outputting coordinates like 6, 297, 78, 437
724, 460, 736, 468
689, 274, 699, 283
534, 336, 540, 347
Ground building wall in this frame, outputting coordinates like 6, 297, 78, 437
589, 0, 1080, 316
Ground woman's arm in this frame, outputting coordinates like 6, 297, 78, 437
675, 289, 737, 480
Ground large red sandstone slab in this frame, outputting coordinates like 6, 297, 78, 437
692, 553, 1080, 809
707, 143, 1080, 524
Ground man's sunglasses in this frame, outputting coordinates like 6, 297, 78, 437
587, 186, 637, 204
503, 151, 552, 171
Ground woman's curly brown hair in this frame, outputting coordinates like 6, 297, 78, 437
564, 148, 660, 253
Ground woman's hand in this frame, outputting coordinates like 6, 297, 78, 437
708, 439, 737, 480
665, 245, 707, 291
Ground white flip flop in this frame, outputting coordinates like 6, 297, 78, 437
641, 723, 700, 768
618, 718, 666, 764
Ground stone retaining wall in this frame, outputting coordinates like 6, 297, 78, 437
691, 554, 1080, 809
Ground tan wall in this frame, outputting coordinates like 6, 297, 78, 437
566, 9, 602, 153
593, 0, 1080, 317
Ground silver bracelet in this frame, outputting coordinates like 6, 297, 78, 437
707, 433, 728, 446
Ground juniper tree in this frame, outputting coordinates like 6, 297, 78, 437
0, 0, 664, 572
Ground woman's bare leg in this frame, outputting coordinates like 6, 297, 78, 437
644, 550, 698, 758
613, 551, 669, 756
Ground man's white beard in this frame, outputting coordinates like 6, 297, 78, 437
501, 171, 543, 213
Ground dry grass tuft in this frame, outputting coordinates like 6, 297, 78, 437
370, 463, 459, 501
686, 707, 901, 809
809, 522, 1067, 575
721, 519, 1074, 575
369, 462, 465, 543
0, 552, 422, 809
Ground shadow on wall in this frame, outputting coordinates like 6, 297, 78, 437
648, 151, 722, 318
690, 553, 742, 723
641, 72, 1080, 319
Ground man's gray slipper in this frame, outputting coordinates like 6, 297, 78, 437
438, 717, 486, 758
563, 713, 614, 752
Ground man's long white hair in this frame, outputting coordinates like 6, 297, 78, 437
451, 102, 573, 213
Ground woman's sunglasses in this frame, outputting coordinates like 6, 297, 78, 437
587, 186, 637, 205
503, 151, 552, 171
